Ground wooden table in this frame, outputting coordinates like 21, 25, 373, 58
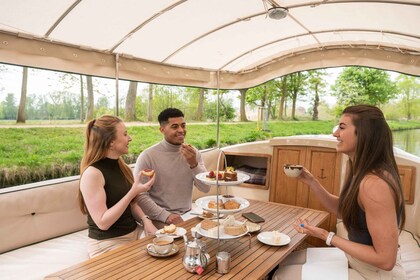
45, 200, 328, 280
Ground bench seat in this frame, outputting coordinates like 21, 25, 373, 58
0, 230, 89, 280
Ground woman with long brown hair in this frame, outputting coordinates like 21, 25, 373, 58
78, 115, 157, 258
274, 105, 406, 279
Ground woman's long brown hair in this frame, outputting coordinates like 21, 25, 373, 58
77, 115, 134, 214
338, 105, 405, 231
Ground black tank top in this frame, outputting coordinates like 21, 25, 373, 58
87, 158, 137, 240
348, 204, 402, 246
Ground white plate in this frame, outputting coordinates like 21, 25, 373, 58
195, 172, 250, 186
257, 231, 291, 246
196, 220, 249, 240
155, 227, 186, 239
195, 195, 250, 214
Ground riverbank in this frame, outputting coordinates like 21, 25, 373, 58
2, 119, 420, 188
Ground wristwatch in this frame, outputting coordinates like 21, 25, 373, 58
140, 215, 150, 220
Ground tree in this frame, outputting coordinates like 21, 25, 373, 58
288, 72, 307, 120
16, 66, 28, 123
278, 76, 287, 119
396, 75, 420, 120
196, 88, 206, 121
332, 67, 397, 107
239, 89, 249, 121
246, 80, 280, 120
125, 81, 137, 121
80, 75, 84, 122
86, 76, 94, 121
307, 70, 327, 120
148, 84, 153, 122
1, 93, 17, 119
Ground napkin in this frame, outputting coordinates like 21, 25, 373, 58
302, 248, 348, 280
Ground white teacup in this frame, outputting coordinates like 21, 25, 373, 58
147, 236, 174, 255
284, 164, 303, 177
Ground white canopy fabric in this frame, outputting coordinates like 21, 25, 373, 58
0, 0, 419, 89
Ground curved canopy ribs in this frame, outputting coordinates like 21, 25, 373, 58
0, 0, 419, 89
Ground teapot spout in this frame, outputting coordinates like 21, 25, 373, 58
182, 234, 189, 244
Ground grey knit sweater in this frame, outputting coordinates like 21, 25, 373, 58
134, 140, 210, 223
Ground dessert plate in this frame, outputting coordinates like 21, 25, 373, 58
257, 231, 291, 246
195, 172, 250, 186
155, 227, 186, 239
146, 244, 179, 257
195, 195, 250, 214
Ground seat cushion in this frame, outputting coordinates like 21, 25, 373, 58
0, 229, 89, 280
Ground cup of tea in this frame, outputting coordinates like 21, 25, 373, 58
147, 236, 174, 255
284, 164, 303, 177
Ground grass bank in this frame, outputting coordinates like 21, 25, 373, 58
1, 119, 420, 188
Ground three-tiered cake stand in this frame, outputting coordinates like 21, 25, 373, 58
195, 149, 252, 250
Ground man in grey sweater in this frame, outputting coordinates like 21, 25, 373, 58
134, 108, 210, 228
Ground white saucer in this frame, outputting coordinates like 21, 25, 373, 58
155, 227, 186, 239
146, 244, 179, 257
257, 231, 291, 246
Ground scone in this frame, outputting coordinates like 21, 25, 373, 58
163, 224, 177, 233
208, 200, 224, 209
223, 199, 240, 209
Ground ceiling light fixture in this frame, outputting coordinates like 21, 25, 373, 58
268, 6, 288, 20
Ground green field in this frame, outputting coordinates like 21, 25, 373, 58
1, 119, 420, 188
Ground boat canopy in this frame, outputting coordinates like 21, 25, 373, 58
0, 0, 419, 89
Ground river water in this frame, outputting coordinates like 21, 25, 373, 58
393, 129, 420, 157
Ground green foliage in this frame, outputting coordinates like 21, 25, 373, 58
1, 93, 17, 119
204, 100, 236, 121
332, 67, 397, 106
247, 79, 281, 119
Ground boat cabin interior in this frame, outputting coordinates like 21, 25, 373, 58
0, 137, 419, 279
0, 1, 419, 279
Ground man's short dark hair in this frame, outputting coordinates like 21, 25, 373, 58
158, 108, 184, 125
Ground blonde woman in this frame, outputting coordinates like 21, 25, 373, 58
78, 115, 157, 258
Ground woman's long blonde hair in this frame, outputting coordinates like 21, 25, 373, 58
78, 115, 134, 214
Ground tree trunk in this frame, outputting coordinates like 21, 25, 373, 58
291, 96, 297, 120
239, 89, 249, 121
80, 75, 84, 122
125, 81, 137, 121
196, 88, 205, 121
16, 67, 28, 123
278, 77, 286, 119
86, 76, 94, 121
312, 84, 319, 121
147, 84, 153, 122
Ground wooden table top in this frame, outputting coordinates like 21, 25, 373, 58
45, 200, 328, 280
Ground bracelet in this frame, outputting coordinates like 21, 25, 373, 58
326, 232, 335, 246
140, 215, 150, 220
190, 162, 198, 169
